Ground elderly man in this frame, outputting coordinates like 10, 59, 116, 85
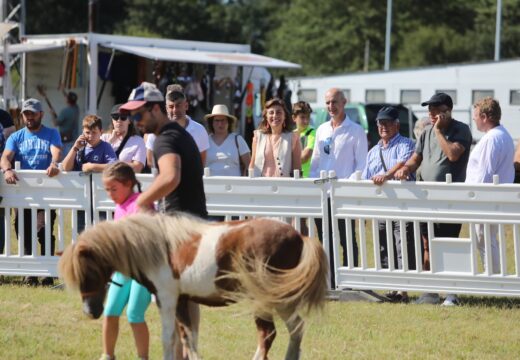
310, 88, 367, 285
0, 98, 62, 286
395, 92, 472, 306
361, 106, 416, 302
466, 97, 514, 274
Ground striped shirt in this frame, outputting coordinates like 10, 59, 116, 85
361, 134, 416, 180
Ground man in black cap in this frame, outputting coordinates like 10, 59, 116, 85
395, 92, 472, 306
51, 91, 79, 157
361, 106, 416, 302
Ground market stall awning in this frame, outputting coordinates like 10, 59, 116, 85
1, 42, 65, 55
102, 42, 301, 69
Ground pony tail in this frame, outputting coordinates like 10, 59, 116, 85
220, 234, 329, 317
136, 180, 142, 193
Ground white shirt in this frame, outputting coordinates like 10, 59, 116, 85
100, 133, 146, 165
145, 116, 210, 152
465, 125, 514, 184
207, 133, 250, 176
310, 115, 368, 179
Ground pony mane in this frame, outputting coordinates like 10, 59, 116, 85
59, 212, 210, 289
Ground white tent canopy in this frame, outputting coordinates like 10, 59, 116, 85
102, 42, 300, 69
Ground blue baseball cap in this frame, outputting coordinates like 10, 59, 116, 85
22, 98, 43, 113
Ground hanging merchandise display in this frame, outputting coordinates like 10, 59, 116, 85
244, 81, 254, 147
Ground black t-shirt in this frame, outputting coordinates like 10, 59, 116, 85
0, 109, 14, 128
153, 122, 208, 218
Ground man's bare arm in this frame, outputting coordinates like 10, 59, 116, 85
137, 153, 181, 209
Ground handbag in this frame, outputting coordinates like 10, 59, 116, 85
234, 134, 246, 176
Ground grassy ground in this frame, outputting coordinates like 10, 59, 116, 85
1, 280, 520, 359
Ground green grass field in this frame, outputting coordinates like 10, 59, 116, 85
1, 281, 520, 359
2, 214, 520, 358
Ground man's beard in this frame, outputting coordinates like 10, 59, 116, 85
25, 116, 42, 130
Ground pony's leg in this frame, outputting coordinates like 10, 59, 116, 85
175, 297, 200, 360
252, 315, 276, 360
277, 309, 304, 360
156, 291, 179, 360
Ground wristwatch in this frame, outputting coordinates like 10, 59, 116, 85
1, 168, 12, 174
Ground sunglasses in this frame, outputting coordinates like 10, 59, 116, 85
111, 114, 128, 121
130, 106, 153, 123
324, 137, 332, 155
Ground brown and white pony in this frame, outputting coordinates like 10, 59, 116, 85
59, 212, 328, 360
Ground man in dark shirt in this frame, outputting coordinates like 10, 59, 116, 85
120, 82, 207, 218
395, 92, 472, 306
121, 81, 207, 358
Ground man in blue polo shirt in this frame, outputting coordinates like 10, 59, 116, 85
0, 98, 62, 286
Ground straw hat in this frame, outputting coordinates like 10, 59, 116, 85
204, 104, 237, 123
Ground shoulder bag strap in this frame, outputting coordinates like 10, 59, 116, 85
115, 134, 131, 158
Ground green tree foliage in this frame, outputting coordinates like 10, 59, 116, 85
15, 0, 520, 76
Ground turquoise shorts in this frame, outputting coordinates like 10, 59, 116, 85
103, 272, 151, 323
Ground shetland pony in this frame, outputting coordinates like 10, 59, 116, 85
59, 213, 328, 360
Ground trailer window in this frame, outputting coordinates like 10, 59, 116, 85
472, 90, 494, 104
401, 90, 421, 104
510, 90, 520, 105
436, 90, 457, 105
366, 89, 385, 102
298, 89, 317, 103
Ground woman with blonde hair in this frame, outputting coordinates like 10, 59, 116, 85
249, 98, 301, 177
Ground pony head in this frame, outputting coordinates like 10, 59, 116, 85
59, 238, 114, 319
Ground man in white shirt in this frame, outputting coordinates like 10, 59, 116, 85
466, 97, 514, 274
165, 84, 209, 164
310, 88, 368, 285
145, 84, 210, 168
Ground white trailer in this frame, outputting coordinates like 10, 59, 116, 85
289, 59, 520, 141
0, 32, 299, 137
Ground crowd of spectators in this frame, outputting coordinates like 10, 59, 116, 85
0, 83, 516, 310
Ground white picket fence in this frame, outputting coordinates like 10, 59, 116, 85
1, 169, 520, 297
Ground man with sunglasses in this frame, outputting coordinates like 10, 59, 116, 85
310, 88, 367, 286
120, 82, 207, 218
120, 82, 207, 358
395, 92, 472, 306
361, 106, 416, 302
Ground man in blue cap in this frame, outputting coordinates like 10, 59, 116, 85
395, 92, 472, 306
119, 82, 206, 360
361, 106, 416, 302
0, 98, 62, 286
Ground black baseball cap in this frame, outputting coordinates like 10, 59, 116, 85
421, 92, 453, 109
376, 106, 399, 121
110, 104, 122, 116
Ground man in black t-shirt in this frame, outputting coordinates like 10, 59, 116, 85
121, 81, 207, 359
120, 81, 207, 218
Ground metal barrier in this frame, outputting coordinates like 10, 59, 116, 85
1, 169, 520, 297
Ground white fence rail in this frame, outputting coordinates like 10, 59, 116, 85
1, 170, 520, 297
